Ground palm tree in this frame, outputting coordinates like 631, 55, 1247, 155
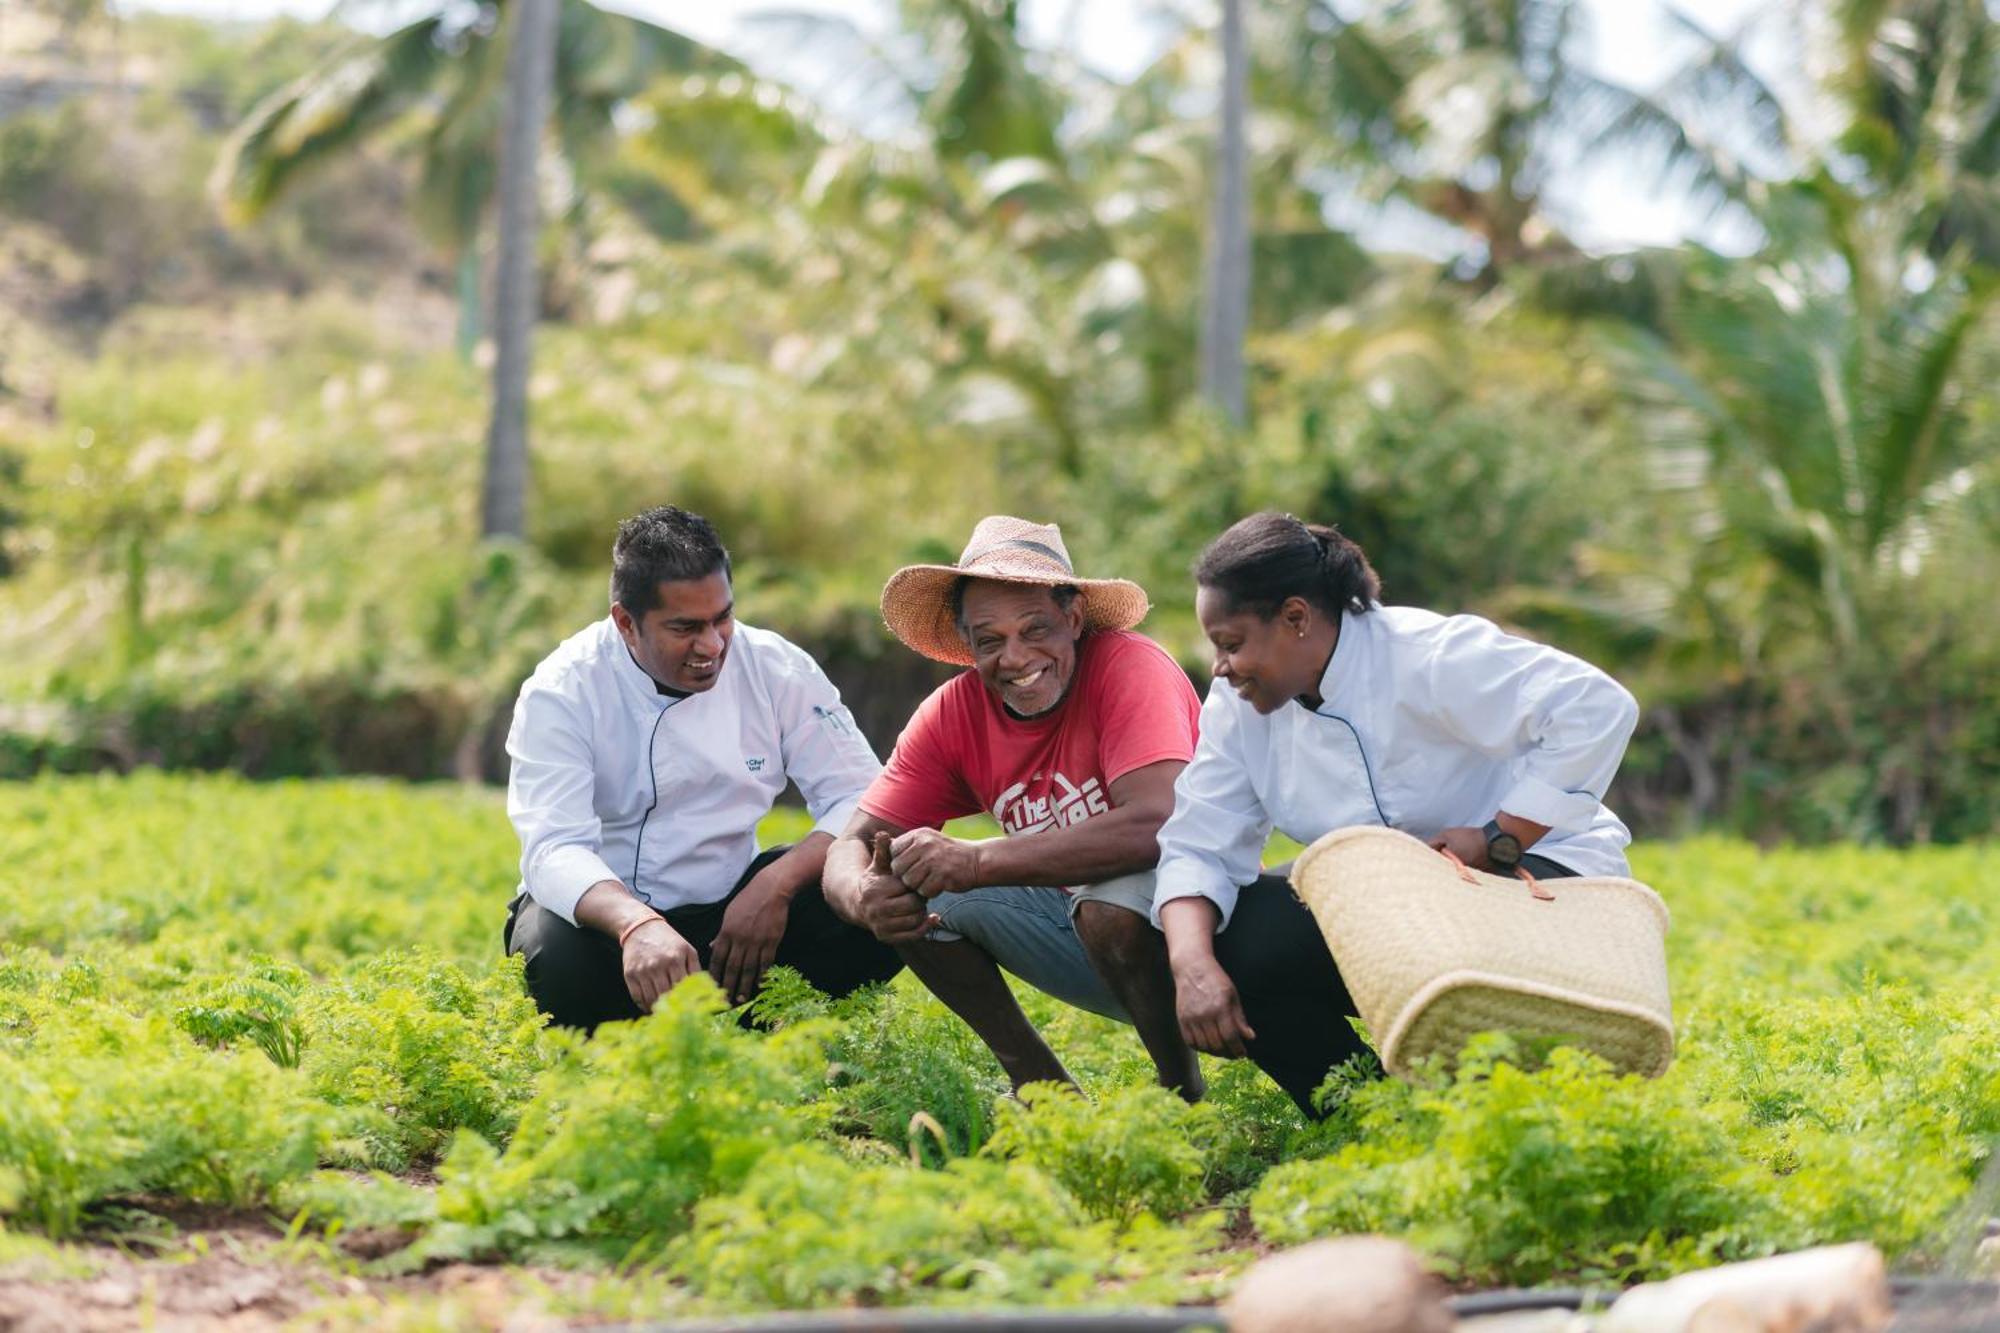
480, 0, 557, 542
668, 0, 1371, 460
211, 0, 726, 542
1530, 0, 1999, 667
1611, 173, 1994, 662
1818, 0, 2000, 267
211, 0, 724, 358
1200, 0, 1251, 426
1601, 172, 1995, 841
1229, 0, 1790, 284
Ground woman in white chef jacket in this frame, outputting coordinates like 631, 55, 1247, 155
1149, 512, 1641, 1115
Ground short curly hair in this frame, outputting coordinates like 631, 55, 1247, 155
611, 506, 731, 616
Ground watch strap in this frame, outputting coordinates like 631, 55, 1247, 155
1482, 818, 1523, 866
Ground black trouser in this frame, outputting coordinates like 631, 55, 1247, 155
1219, 852, 1578, 1117
504, 845, 904, 1032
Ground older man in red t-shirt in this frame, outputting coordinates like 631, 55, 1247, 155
823, 517, 1204, 1097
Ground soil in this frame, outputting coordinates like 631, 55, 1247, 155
0, 1200, 609, 1332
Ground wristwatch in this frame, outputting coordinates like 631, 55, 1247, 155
1482, 818, 1523, 871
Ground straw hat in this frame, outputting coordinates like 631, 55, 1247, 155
881, 516, 1152, 665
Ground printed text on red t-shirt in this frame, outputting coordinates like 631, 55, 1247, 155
991, 774, 1111, 835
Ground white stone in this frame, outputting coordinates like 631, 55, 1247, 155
1599, 1243, 1891, 1333
1225, 1236, 1455, 1333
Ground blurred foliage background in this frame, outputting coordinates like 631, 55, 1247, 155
0, 0, 1993, 842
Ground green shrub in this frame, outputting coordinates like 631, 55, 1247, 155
807, 980, 1006, 1164
277, 1168, 439, 1240
1689, 987, 2000, 1262
422, 978, 810, 1258
983, 1083, 1219, 1223
3, 777, 1999, 1300
0, 1021, 324, 1235
174, 956, 308, 1067
299, 951, 552, 1170
670, 1143, 1225, 1308
1192, 1048, 1381, 1196
1251, 1037, 1776, 1284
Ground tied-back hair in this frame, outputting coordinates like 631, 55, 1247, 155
1194, 512, 1381, 620
611, 506, 732, 615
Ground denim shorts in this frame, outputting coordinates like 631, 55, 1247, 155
924, 872, 1156, 1023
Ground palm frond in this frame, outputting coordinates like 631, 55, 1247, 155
210, 15, 455, 223
1931, 171, 2000, 268
1563, 68, 1762, 219
1518, 246, 1689, 332
1864, 269, 1995, 547
554, 0, 715, 105
1246, 0, 1407, 139
911, 0, 1062, 163
737, 8, 927, 139
622, 75, 827, 231
405, 9, 508, 246
1657, 5, 1791, 159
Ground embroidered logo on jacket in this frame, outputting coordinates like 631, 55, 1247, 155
745, 757, 766, 772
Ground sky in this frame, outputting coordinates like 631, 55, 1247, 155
117, 0, 1784, 253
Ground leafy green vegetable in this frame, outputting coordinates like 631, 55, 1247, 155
1252, 1036, 1776, 1283
298, 951, 551, 1170
2, 777, 1998, 1299
670, 1143, 1227, 1308
983, 1082, 1220, 1224
419, 978, 810, 1260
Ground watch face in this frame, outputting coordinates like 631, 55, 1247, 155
1489, 832, 1523, 865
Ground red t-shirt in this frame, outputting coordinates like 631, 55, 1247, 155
860, 630, 1200, 836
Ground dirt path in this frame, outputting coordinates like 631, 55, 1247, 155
0, 1205, 618, 1331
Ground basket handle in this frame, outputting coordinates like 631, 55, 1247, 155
1437, 847, 1555, 901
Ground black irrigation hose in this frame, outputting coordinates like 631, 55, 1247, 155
610, 1279, 2000, 1333
1442, 1277, 2000, 1319
604, 1311, 1241, 1333
1892, 1276, 2000, 1306
607, 1299, 1597, 1332
1445, 1288, 1600, 1316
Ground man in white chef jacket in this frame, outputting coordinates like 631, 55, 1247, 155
503, 505, 902, 1029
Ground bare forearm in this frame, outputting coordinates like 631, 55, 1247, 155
754, 831, 834, 903
1160, 896, 1222, 967
970, 807, 1167, 888
822, 832, 872, 907
574, 878, 658, 939
1496, 811, 1552, 849
1162, 894, 1254, 1056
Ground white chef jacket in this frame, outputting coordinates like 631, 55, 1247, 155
505, 616, 881, 923
1153, 605, 1640, 930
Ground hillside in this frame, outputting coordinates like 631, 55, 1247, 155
1, 1, 1995, 841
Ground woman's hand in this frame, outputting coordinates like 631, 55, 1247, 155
1171, 952, 1257, 1057
1152, 892, 1256, 1056
1428, 825, 1490, 870
1160, 895, 1256, 1057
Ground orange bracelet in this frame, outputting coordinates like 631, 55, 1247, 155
617, 915, 662, 949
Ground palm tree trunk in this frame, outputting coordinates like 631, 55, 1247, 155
1200, 0, 1250, 427
480, 0, 560, 541
455, 246, 484, 363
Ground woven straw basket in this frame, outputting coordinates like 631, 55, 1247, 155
1290, 826, 1675, 1079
